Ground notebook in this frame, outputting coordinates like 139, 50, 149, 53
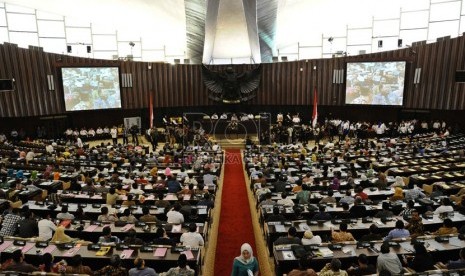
84, 225, 99, 232
121, 249, 134, 259
154, 247, 167, 257
182, 250, 195, 260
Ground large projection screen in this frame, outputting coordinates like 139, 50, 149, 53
345, 61, 406, 105
62, 67, 122, 111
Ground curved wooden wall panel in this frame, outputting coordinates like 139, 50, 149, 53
0, 35, 464, 118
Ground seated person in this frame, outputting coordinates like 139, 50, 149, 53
331, 223, 355, 242
433, 218, 458, 235
51, 225, 75, 243
163, 254, 195, 276
56, 206, 75, 221
433, 197, 454, 214
166, 203, 185, 224
139, 206, 158, 223
402, 242, 435, 272
319, 190, 336, 204
287, 255, 317, 276
312, 205, 332, 221
65, 255, 93, 275
97, 206, 118, 222
98, 226, 121, 244
377, 242, 403, 275
437, 248, 465, 269
389, 187, 404, 202
152, 227, 176, 247
339, 190, 355, 205
375, 202, 394, 218
123, 229, 144, 245
405, 210, 424, 239
319, 258, 348, 276
180, 223, 204, 247
274, 227, 301, 245
301, 230, 322, 245
359, 224, 383, 242
384, 220, 410, 240
266, 206, 286, 222
349, 197, 366, 218
347, 254, 376, 276
119, 208, 138, 223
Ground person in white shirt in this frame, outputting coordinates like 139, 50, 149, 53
38, 214, 57, 241
79, 128, 87, 137
56, 206, 75, 220
45, 144, 54, 154
166, 204, 185, 224
301, 230, 322, 245
103, 126, 110, 135
434, 198, 454, 215
211, 113, 218, 120
96, 127, 104, 136
129, 183, 144, 195
276, 192, 294, 207
110, 126, 118, 145
87, 128, 96, 137
180, 223, 204, 247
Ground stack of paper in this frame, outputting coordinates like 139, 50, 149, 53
318, 248, 334, 257
282, 250, 295, 260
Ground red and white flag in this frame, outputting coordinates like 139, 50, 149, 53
149, 94, 154, 128
312, 87, 318, 128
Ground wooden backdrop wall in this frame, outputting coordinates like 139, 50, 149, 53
0, 35, 464, 118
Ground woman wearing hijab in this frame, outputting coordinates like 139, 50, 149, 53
389, 187, 404, 202
51, 225, 75, 243
232, 243, 259, 276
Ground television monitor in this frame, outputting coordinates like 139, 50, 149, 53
345, 61, 406, 106
61, 67, 121, 111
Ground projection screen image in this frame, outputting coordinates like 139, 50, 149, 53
345, 61, 406, 105
62, 67, 122, 111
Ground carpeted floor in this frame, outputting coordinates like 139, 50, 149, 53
214, 149, 257, 275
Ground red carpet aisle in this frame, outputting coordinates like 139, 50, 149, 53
214, 149, 257, 275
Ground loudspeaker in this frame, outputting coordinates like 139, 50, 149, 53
87, 46, 91, 53
272, 56, 278, 62
281, 56, 288, 61
456, 71, 465, 82
378, 40, 383, 48
0, 79, 14, 91
67, 45, 72, 53
174, 59, 181, 64
183, 59, 190, 64
398, 39, 402, 47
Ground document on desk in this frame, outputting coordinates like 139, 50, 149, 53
84, 225, 99, 232
182, 250, 195, 260
154, 247, 167, 257
298, 223, 310, 231
21, 243, 34, 253
318, 248, 334, 258
282, 250, 296, 260
0, 241, 13, 252
274, 224, 286, 232
42, 245, 57, 254
400, 242, 414, 252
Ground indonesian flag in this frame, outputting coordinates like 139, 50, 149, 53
312, 87, 318, 128
149, 93, 154, 128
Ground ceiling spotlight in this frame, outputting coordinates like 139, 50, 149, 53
328, 37, 334, 43
129, 42, 135, 47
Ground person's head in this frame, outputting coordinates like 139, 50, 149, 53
156, 227, 166, 238
369, 224, 378, 234
442, 197, 451, 206
61, 206, 69, 213
407, 200, 415, 209
189, 223, 197, 232
327, 190, 334, 197
379, 270, 392, 276
142, 206, 150, 215
240, 243, 253, 261
303, 230, 314, 240
12, 249, 23, 263
134, 257, 145, 269
101, 206, 109, 215
330, 258, 342, 272
319, 205, 326, 213
288, 227, 297, 237
177, 254, 188, 268
173, 203, 181, 212
411, 209, 420, 220
358, 253, 369, 266
443, 218, 453, 228
273, 206, 280, 215
355, 197, 363, 205
395, 220, 404, 229
71, 255, 83, 267
109, 187, 116, 194
281, 192, 288, 199
413, 242, 428, 255
381, 242, 391, 254
382, 202, 390, 211
340, 222, 348, 232
110, 254, 121, 267
341, 202, 350, 211
345, 190, 352, 196
102, 226, 112, 237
